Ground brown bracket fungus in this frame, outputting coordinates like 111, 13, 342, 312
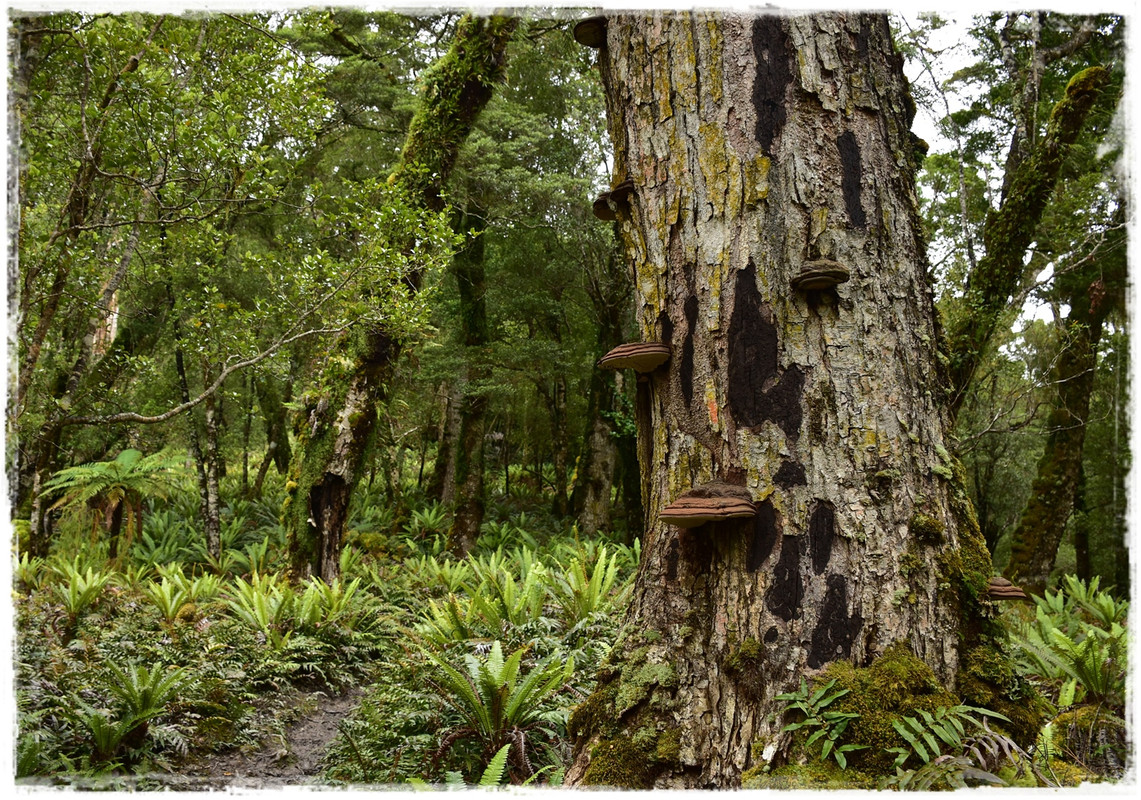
791, 259, 851, 291
609, 178, 635, 202
660, 481, 756, 528
592, 178, 636, 221
592, 192, 617, 221
986, 576, 1029, 601
598, 342, 671, 372
573, 16, 608, 48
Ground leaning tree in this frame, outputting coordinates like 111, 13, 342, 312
565, 11, 1004, 787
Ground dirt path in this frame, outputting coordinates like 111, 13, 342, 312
175, 687, 364, 790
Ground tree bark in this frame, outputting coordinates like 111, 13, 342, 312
567, 12, 990, 787
1005, 323, 1099, 594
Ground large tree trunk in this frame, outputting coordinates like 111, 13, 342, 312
567, 12, 991, 787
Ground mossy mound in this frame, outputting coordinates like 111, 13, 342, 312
818, 641, 958, 774
742, 758, 876, 790
1050, 706, 1127, 779
957, 644, 1046, 747
568, 631, 682, 788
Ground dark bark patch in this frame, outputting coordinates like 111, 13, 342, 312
658, 309, 673, 344
747, 499, 779, 572
727, 263, 805, 438
752, 16, 792, 153
773, 459, 807, 488
808, 574, 864, 668
764, 626, 779, 644
665, 537, 679, 582
765, 535, 802, 621
680, 295, 698, 406
808, 500, 836, 575
836, 131, 867, 228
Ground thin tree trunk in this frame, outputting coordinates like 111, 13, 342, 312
1006, 317, 1104, 594
567, 12, 991, 787
944, 65, 1109, 420
287, 15, 516, 580
447, 207, 490, 555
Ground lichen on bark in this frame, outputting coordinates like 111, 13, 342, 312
570, 10, 994, 787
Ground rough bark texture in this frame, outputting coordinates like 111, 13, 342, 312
1006, 235, 1122, 593
567, 12, 990, 788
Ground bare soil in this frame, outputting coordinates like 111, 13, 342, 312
172, 686, 365, 790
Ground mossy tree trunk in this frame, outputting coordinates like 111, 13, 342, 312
572, 247, 633, 535
447, 206, 491, 556
288, 14, 515, 580
943, 65, 1109, 421
567, 12, 991, 788
1005, 217, 1125, 593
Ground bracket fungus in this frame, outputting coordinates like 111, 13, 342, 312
573, 16, 608, 48
791, 259, 851, 291
660, 482, 757, 528
592, 193, 617, 221
598, 342, 671, 372
592, 178, 636, 221
986, 576, 1029, 601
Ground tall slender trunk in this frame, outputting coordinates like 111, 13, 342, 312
571, 248, 632, 534
1007, 316, 1104, 594
447, 207, 490, 555
567, 12, 992, 787
944, 65, 1109, 420
287, 14, 516, 579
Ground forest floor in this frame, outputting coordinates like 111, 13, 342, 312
173, 686, 365, 790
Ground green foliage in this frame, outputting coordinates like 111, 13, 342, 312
1013, 576, 1128, 710
544, 544, 624, 629
777, 678, 867, 769
142, 577, 192, 624
50, 560, 113, 634
421, 640, 573, 782
42, 450, 185, 517
224, 572, 295, 650
885, 704, 1010, 768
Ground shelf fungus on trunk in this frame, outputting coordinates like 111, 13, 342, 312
573, 16, 608, 48
598, 342, 671, 372
593, 178, 636, 221
791, 259, 851, 292
660, 481, 757, 528
592, 193, 617, 221
986, 576, 1029, 601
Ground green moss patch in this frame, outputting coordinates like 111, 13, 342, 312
815, 642, 958, 774
957, 645, 1046, 747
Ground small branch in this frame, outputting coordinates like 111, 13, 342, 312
60, 327, 343, 427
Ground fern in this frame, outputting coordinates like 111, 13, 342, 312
479, 743, 512, 787
887, 705, 1011, 769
